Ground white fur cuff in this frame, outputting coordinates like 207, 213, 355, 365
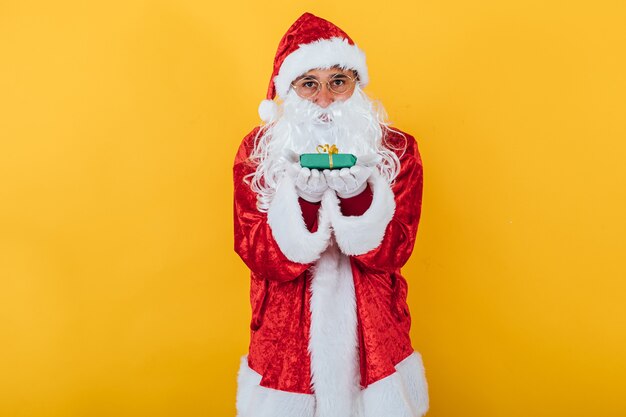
323, 172, 396, 256
267, 175, 331, 264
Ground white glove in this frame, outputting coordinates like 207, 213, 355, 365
323, 165, 372, 199
288, 162, 328, 203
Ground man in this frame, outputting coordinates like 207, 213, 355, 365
233, 12, 429, 417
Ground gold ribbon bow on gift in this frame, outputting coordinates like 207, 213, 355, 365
316, 144, 339, 169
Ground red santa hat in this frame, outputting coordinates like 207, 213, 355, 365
258, 12, 369, 123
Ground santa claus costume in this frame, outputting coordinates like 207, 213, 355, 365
233, 12, 429, 417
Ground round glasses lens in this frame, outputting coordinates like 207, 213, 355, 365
328, 75, 354, 94
293, 78, 320, 98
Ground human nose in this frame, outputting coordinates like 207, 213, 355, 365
314, 83, 334, 108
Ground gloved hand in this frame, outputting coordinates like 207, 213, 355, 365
288, 162, 329, 203
323, 165, 372, 199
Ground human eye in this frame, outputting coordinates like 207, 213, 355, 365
333, 73, 351, 83
295, 77, 317, 89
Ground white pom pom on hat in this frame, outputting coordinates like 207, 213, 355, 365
258, 12, 369, 123
258, 99, 278, 123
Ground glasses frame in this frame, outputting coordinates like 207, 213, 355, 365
290, 72, 359, 99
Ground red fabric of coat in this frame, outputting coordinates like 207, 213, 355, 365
233, 126, 424, 394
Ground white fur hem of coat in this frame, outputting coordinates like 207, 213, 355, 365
357, 351, 429, 417
235, 355, 316, 417
322, 172, 396, 256
235, 352, 429, 417
267, 175, 331, 264
308, 244, 360, 417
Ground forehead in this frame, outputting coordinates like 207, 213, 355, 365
299, 67, 354, 79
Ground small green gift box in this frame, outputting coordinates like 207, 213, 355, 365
299, 144, 357, 170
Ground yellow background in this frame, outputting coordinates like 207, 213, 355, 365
1, 0, 625, 416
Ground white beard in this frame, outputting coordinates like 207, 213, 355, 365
248, 85, 400, 211
269, 86, 383, 156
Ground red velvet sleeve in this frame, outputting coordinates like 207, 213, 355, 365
299, 181, 372, 229
339, 184, 373, 216
351, 133, 424, 273
233, 128, 310, 282
298, 198, 321, 232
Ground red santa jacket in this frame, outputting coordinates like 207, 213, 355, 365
233, 126, 428, 417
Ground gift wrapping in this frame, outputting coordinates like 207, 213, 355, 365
299, 144, 357, 170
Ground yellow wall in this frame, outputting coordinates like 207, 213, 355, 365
1, 1, 625, 416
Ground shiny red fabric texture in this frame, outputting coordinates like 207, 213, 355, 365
233, 127, 423, 393
298, 184, 373, 231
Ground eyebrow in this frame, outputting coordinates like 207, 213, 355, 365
296, 72, 350, 81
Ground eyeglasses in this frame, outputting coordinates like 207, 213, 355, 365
290, 73, 358, 99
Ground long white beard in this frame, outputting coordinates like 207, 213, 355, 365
248, 85, 401, 211
270, 87, 382, 156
